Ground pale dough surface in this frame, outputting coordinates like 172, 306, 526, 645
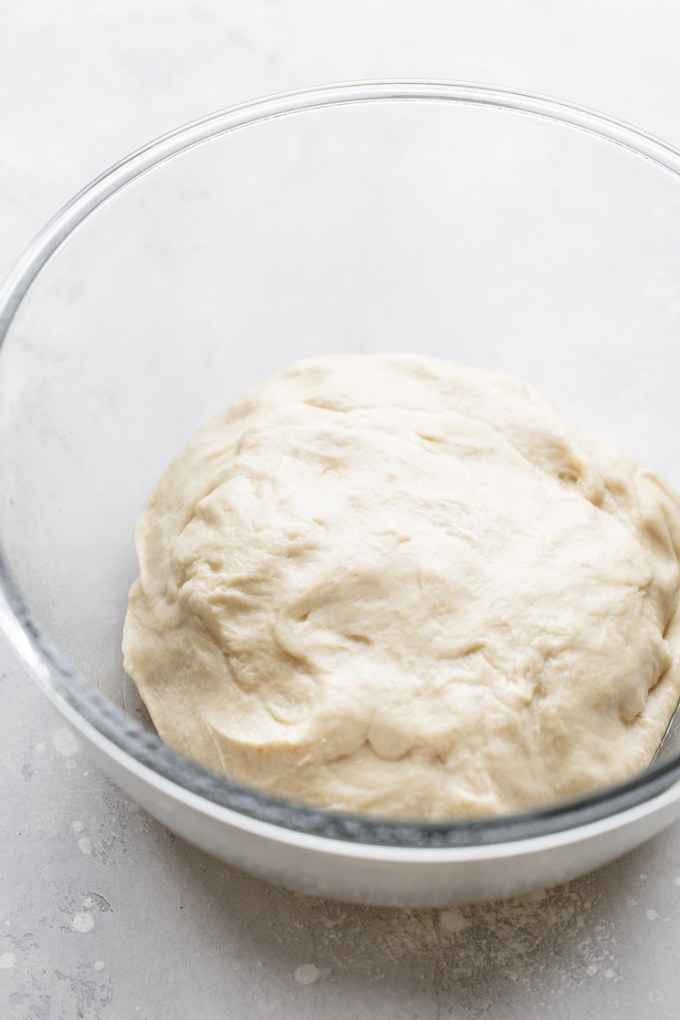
123, 355, 680, 819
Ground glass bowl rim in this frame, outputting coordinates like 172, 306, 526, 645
3, 78, 680, 850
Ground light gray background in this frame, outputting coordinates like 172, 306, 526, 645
3, 2, 680, 1018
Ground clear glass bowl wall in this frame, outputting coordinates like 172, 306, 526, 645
2, 83, 680, 847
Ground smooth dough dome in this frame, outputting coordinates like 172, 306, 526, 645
123, 354, 680, 820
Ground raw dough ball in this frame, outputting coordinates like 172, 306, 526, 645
123, 354, 680, 820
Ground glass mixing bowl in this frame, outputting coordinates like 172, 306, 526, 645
3, 81, 680, 906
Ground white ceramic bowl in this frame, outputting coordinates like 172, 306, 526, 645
3, 81, 680, 907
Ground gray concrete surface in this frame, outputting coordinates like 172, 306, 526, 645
3, 2, 680, 1017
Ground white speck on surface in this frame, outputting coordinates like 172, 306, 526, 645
35, 742, 45, 752
53, 727, 80, 757
646, 910, 659, 921
639, 873, 648, 882
587, 964, 599, 976
73, 821, 84, 833
267, 880, 621, 999
439, 908, 469, 933
0, 952, 15, 969
72, 912, 95, 933
675, 876, 680, 886
78, 837, 92, 855
604, 969, 615, 979
94, 961, 105, 971
294, 963, 320, 985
